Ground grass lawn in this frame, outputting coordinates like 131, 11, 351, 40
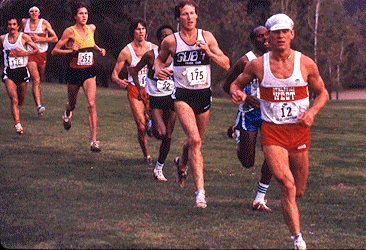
0, 82, 365, 249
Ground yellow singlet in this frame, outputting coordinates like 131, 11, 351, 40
69, 25, 95, 68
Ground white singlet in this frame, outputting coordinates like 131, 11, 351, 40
173, 29, 211, 90
127, 42, 152, 87
260, 51, 309, 124
2, 32, 28, 69
24, 18, 48, 53
145, 48, 174, 96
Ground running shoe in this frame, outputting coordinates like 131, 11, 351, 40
90, 140, 101, 152
153, 168, 167, 181
37, 106, 45, 116
62, 111, 72, 131
174, 157, 188, 188
291, 234, 307, 250
252, 200, 273, 213
194, 190, 207, 208
227, 126, 234, 138
144, 155, 153, 166
227, 125, 240, 142
15, 123, 23, 135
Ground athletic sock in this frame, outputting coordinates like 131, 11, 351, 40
255, 182, 269, 202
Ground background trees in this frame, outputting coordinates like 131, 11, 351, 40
0, 0, 365, 97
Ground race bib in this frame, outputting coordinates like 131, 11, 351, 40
186, 66, 207, 86
157, 79, 174, 92
9, 57, 24, 69
77, 52, 93, 66
139, 74, 147, 87
272, 102, 299, 123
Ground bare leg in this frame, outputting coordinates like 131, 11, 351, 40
262, 145, 302, 236
27, 61, 44, 107
127, 93, 150, 158
83, 77, 98, 142
5, 79, 27, 123
151, 108, 176, 164
174, 100, 209, 192
237, 130, 258, 168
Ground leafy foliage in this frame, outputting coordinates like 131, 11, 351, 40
0, 0, 365, 93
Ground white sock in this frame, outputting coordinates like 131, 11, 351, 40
255, 182, 269, 202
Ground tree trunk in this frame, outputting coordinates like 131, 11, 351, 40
336, 40, 344, 100
327, 55, 333, 100
314, 0, 320, 65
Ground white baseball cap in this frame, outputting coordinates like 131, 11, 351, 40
265, 14, 294, 31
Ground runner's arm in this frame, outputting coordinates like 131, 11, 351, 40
199, 31, 230, 71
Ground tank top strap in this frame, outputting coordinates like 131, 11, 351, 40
37, 18, 44, 31
127, 43, 136, 58
263, 52, 270, 76
293, 51, 301, 76
245, 51, 257, 61
24, 19, 30, 32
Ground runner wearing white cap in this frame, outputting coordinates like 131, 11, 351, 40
230, 13, 329, 249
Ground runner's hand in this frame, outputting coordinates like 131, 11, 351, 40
231, 90, 247, 105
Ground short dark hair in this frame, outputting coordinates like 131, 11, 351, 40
71, 1, 89, 17
250, 26, 267, 42
129, 18, 147, 38
6, 16, 22, 30
174, 0, 198, 19
156, 25, 174, 41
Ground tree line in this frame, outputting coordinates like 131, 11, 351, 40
1, 0, 365, 98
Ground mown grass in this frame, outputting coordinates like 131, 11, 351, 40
0, 82, 365, 249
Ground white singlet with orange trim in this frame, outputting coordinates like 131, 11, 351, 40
260, 51, 309, 124
173, 29, 211, 90
24, 18, 48, 53
127, 42, 151, 87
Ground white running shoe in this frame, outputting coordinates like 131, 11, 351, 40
90, 140, 101, 152
252, 200, 273, 213
15, 123, 23, 135
194, 190, 207, 208
62, 111, 72, 131
291, 233, 307, 250
37, 106, 45, 116
153, 168, 167, 181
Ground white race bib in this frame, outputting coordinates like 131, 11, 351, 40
77, 52, 93, 66
186, 66, 207, 86
9, 57, 25, 69
272, 102, 299, 123
157, 79, 174, 92
139, 74, 147, 87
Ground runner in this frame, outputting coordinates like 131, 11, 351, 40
155, 0, 230, 208
1, 16, 39, 134
22, 6, 58, 116
223, 26, 273, 212
132, 25, 176, 181
51, 2, 106, 152
230, 14, 329, 249
111, 18, 158, 165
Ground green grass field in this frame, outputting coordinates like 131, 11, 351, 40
0, 82, 365, 249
